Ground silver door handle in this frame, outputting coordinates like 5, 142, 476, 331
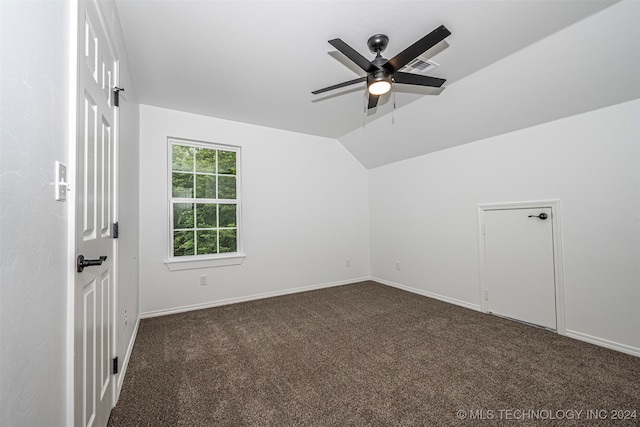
77, 255, 107, 272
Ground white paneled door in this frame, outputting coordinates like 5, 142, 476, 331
75, 1, 117, 426
482, 208, 557, 330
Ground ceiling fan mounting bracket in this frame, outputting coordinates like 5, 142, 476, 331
367, 34, 389, 54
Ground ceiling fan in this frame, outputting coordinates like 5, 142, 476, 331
312, 25, 451, 109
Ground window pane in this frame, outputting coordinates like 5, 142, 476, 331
170, 140, 240, 259
197, 230, 217, 255
172, 145, 194, 172
219, 229, 237, 253
218, 150, 236, 175
218, 176, 236, 199
174, 231, 195, 256
195, 174, 216, 199
172, 173, 193, 198
173, 203, 194, 229
196, 203, 217, 228
219, 204, 236, 227
195, 147, 216, 173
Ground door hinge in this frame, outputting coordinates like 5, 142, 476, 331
113, 86, 125, 107
113, 357, 119, 374
484, 289, 489, 301
112, 221, 119, 239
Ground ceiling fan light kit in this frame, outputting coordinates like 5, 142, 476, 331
368, 73, 392, 95
312, 25, 451, 110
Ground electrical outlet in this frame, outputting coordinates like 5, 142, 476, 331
200, 275, 207, 286
346, 258, 350, 267
395, 261, 401, 271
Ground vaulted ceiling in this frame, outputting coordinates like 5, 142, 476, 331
115, 0, 640, 168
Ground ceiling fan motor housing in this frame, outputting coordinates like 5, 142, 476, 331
368, 70, 391, 85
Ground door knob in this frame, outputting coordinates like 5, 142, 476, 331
528, 213, 548, 220
77, 255, 107, 272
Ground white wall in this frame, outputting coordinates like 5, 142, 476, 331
0, 1, 72, 424
139, 105, 370, 315
369, 99, 640, 355
0, 0, 140, 424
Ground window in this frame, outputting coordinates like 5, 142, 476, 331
169, 139, 240, 259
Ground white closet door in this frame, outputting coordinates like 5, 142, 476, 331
483, 208, 556, 330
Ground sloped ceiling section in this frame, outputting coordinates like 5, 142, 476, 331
339, 1, 640, 169
116, 1, 638, 169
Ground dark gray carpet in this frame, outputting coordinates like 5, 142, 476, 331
108, 281, 640, 426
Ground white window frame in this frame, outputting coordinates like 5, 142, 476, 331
165, 137, 244, 271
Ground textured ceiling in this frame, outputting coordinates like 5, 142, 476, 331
115, 1, 639, 167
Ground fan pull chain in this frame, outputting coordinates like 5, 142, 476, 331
363, 83, 367, 128
392, 77, 396, 124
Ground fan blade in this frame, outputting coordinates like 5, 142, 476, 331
328, 38, 379, 73
393, 72, 446, 88
383, 25, 451, 73
311, 76, 367, 95
367, 94, 379, 109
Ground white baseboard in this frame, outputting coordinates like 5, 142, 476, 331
140, 277, 370, 319
371, 278, 639, 357
371, 277, 481, 312
114, 315, 140, 404
565, 329, 640, 357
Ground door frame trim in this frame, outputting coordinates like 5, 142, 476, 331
477, 200, 566, 335
66, 1, 79, 424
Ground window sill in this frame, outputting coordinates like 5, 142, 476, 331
164, 254, 246, 271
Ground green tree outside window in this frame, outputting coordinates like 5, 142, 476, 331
170, 141, 239, 258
